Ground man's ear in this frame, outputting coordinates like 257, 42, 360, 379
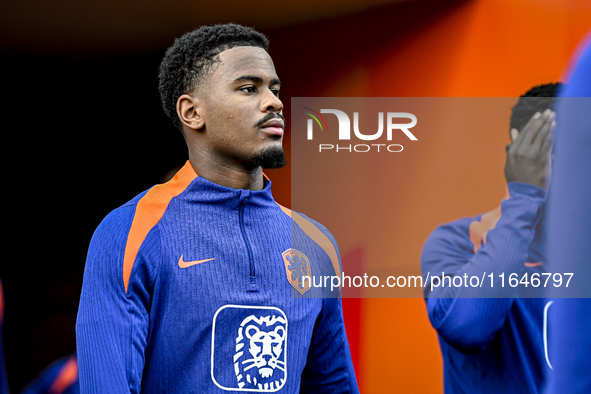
177, 94, 205, 131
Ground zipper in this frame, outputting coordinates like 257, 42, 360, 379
239, 193, 258, 292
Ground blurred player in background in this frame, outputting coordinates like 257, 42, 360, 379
421, 83, 560, 393
20, 354, 79, 394
0, 280, 9, 394
76, 23, 358, 393
545, 32, 591, 394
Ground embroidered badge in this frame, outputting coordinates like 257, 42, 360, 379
282, 249, 312, 295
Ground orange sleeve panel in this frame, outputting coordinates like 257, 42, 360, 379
122, 162, 198, 293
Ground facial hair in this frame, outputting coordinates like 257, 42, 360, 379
252, 145, 287, 169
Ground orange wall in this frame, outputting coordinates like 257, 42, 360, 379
263, 0, 591, 392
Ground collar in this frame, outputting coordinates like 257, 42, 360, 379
173, 161, 276, 206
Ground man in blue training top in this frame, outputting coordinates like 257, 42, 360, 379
421, 84, 559, 393
76, 24, 359, 393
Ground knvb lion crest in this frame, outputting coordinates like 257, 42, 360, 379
211, 305, 288, 392
282, 249, 312, 295
234, 314, 287, 391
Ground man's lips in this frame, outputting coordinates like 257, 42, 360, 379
259, 118, 285, 136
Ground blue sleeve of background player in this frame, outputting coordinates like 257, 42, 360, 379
421, 182, 546, 352
545, 33, 591, 394
298, 217, 359, 394
21, 354, 79, 394
76, 205, 157, 393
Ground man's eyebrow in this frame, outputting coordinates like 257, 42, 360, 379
233, 75, 282, 85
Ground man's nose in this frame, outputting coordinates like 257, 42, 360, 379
262, 89, 283, 113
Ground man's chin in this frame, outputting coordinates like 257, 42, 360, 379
252, 145, 287, 169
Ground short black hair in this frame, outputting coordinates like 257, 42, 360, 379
510, 82, 563, 132
158, 23, 269, 131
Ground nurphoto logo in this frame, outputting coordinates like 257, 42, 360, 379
303, 107, 417, 153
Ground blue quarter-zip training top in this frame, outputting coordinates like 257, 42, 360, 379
76, 161, 358, 393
